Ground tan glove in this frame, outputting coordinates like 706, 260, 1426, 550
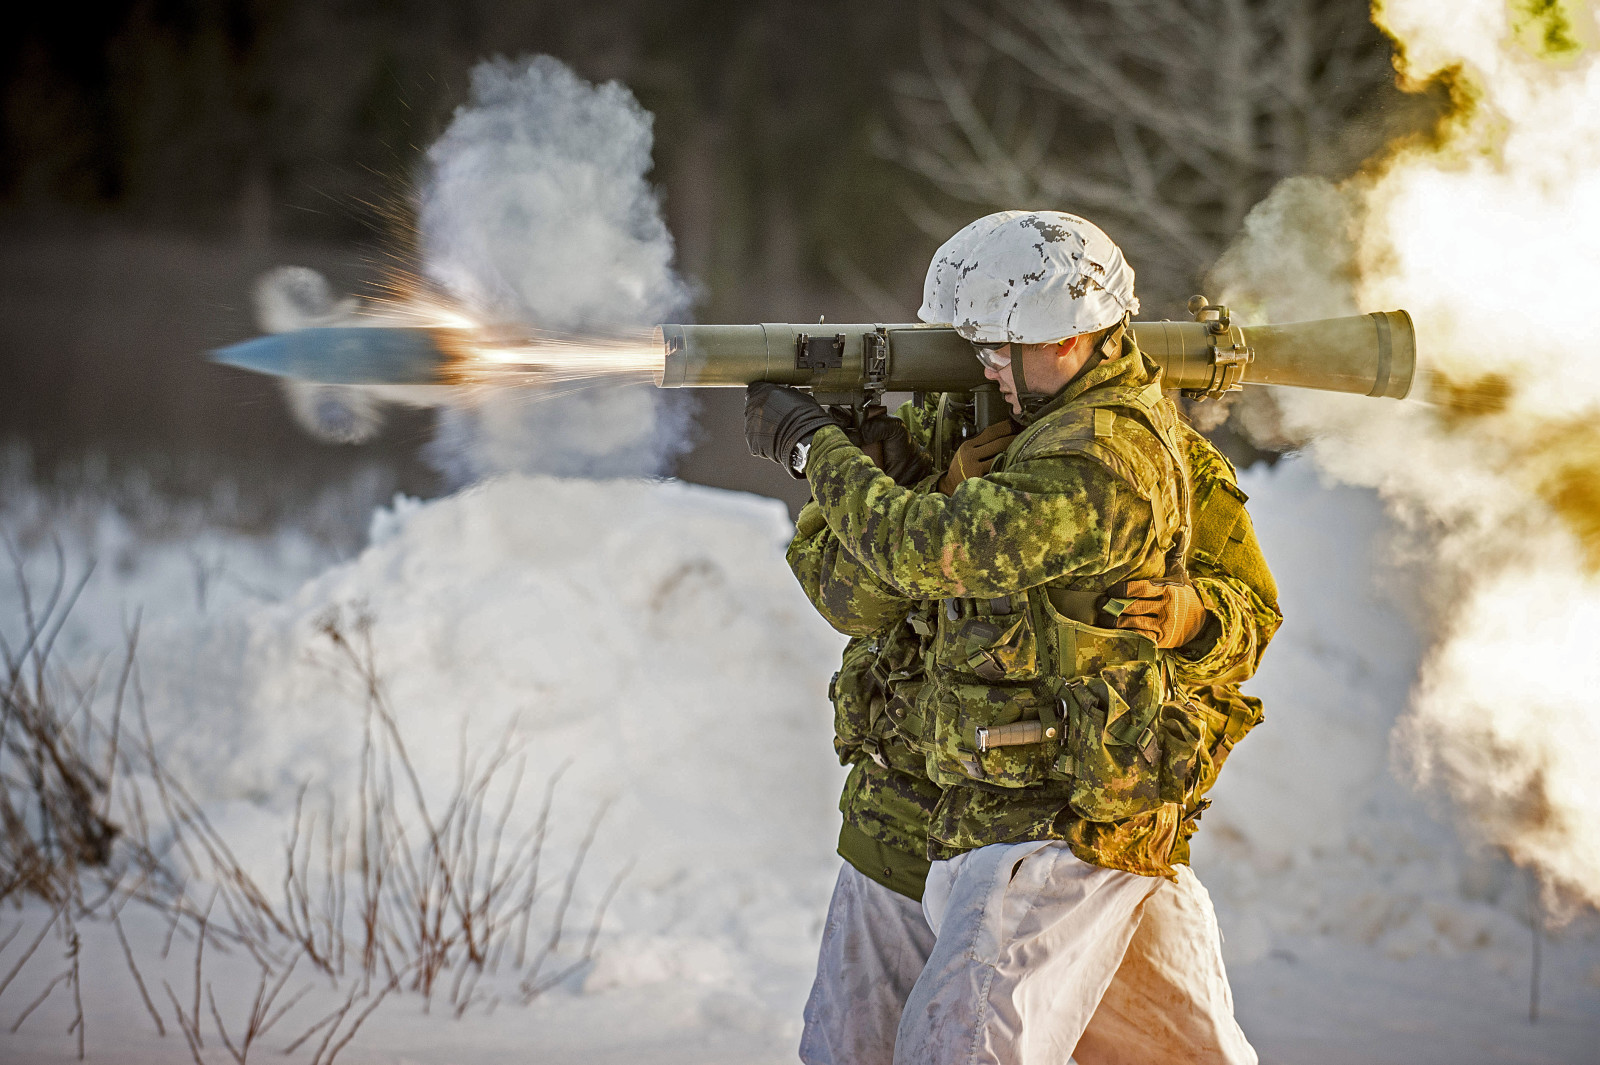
938, 421, 1018, 495
1111, 579, 1209, 649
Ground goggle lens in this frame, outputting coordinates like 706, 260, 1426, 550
972, 343, 1011, 371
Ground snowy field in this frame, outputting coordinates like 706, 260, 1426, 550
1, 451, 1597, 1064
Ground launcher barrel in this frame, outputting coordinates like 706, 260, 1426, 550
655, 311, 1415, 401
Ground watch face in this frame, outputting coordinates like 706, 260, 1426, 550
790, 442, 810, 474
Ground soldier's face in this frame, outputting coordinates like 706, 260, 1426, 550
982, 337, 1095, 414
981, 345, 1022, 414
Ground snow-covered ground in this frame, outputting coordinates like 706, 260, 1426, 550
1, 454, 1597, 1063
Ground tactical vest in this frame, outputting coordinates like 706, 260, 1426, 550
908, 377, 1209, 834
827, 378, 1277, 878
1164, 437, 1270, 861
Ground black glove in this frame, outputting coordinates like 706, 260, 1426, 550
744, 383, 843, 476
858, 406, 933, 487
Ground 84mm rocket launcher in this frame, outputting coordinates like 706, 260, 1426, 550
656, 300, 1414, 428
210, 299, 1415, 430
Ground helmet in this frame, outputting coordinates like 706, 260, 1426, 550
929, 211, 1139, 344
918, 211, 1026, 324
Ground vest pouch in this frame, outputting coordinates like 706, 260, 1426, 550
1155, 699, 1213, 807
1040, 592, 1156, 678
922, 680, 1061, 788
1062, 664, 1166, 822
879, 677, 931, 754
829, 638, 889, 766
931, 595, 1039, 682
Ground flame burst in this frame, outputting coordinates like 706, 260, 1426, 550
367, 291, 665, 392
440, 328, 664, 390
1224, 0, 1600, 909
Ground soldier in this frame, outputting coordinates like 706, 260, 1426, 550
745, 212, 1280, 1064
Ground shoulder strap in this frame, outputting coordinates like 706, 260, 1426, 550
1080, 381, 1192, 571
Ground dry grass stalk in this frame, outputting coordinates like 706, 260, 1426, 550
0, 551, 625, 1061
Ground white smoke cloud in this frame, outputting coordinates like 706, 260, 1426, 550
1213, 1, 1600, 912
253, 265, 386, 445
418, 55, 694, 482
420, 56, 689, 332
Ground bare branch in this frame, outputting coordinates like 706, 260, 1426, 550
883, 0, 1398, 299
10, 968, 71, 1032
0, 907, 60, 1000
163, 981, 209, 1065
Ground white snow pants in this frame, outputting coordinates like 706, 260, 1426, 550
800, 859, 938, 1065
800, 842, 1256, 1065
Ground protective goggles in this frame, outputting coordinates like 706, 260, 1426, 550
971, 342, 1011, 371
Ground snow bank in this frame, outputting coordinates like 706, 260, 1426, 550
143, 475, 848, 997
1, 458, 1597, 1063
1, 470, 851, 1059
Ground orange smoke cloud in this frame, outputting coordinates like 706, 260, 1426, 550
1219, 0, 1600, 909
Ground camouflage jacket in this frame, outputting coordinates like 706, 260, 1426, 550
791, 341, 1281, 881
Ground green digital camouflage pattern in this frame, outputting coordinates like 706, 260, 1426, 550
788, 500, 911, 638
804, 355, 1166, 604
806, 344, 1181, 871
894, 393, 967, 471
895, 394, 942, 451
789, 344, 1282, 886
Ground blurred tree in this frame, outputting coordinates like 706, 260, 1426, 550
883, 0, 1405, 312
0, 0, 934, 319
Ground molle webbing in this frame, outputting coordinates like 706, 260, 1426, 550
1005, 379, 1168, 463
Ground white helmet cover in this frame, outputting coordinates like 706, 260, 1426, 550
927, 211, 1139, 344
918, 210, 1026, 324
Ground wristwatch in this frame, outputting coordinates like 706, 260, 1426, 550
789, 439, 812, 476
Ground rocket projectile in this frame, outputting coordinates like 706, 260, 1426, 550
210, 327, 453, 385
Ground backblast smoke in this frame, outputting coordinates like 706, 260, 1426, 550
1214, 0, 1600, 912
418, 55, 694, 484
